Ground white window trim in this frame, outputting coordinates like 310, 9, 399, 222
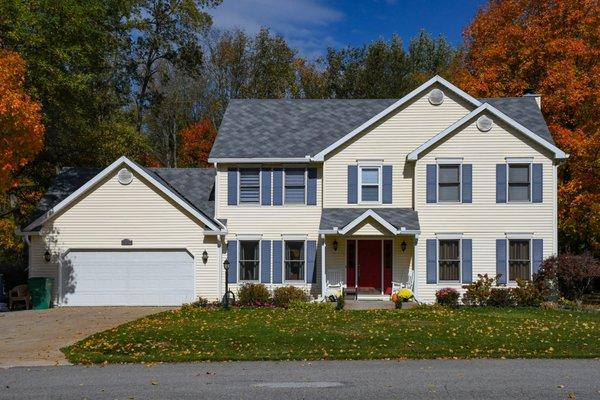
283, 239, 307, 283
437, 238, 462, 284
358, 164, 382, 204
238, 240, 261, 283
283, 168, 307, 205
436, 157, 463, 164
506, 163, 532, 204
238, 168, 262, 205
507, 238, 532, 282
437, 163, 462, 203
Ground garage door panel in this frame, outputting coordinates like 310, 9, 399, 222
61, 250, 195, 306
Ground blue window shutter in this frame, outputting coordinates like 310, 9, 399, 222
382, 165, 393, 204
261, 169, 272, 205
272, 240, 283, 283
496, 239, 507, 284
227, 240, 237, 283
426, 239, 437, 284
227, 169, 238, 205
462, 164, 472, 203
307, 168, 317, 205
532, 164, 543, 203
461, 239, 472, 283
272, 168, 283, 206
532, 239, 543, 276
496, 164, 507, 203
347, 165, 358, 204
426, 164, 437, 203
260, 240, 271, 283
307, 240, 317, 283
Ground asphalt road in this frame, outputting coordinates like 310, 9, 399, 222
1, 359, 599, 400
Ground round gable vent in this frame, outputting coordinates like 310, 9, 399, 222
117, 168, 133, 185
476, 115, 493, 132
428, 88, 445, 105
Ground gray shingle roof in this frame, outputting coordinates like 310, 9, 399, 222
480, 96, 554, 144
209, 99, 396, 159
320, 208, 420, 232
210, 96, 554, 159
25, 167, 217, 230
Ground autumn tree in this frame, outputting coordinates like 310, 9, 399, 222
0, 49, 44, 266
178, 117, 217, 168
456, 0, 600, 254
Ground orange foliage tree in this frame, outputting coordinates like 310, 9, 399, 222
178, 117, 217, 168
0, 49, 44, 256
455, 0, 600, 253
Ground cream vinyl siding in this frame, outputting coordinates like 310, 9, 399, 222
323, 85, 473, 208
28, 170, 222, 303
414, 113, 556, 303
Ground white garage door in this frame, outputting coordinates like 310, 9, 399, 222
61, 250, 195, 306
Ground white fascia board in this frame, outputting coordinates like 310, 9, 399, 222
312, 75, 482, 161
208, 157, 313, 164
338, 210, 399, 235
407, 103, 568, 161
24, 156, 222, 232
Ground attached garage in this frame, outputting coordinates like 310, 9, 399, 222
60, 250, 195, 306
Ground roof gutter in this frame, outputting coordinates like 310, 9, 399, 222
208, 156, 316, 164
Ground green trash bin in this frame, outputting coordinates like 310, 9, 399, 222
28, 277, 54, 310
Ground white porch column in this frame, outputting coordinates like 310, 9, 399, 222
320, 235, 327, 298
412, 236, 419, 299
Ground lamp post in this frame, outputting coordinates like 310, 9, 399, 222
223, 259, 230, 309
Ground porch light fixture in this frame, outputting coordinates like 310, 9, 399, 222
332, 240, 338, 252
202, 250, 209, 264
401, 241, 407, 253
44, 250, 51, 263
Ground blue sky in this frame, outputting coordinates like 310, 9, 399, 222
210, 0, 488, 58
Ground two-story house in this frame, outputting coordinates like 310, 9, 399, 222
20, 76, 567, 306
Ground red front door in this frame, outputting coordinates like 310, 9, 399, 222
357, 240, 382, 290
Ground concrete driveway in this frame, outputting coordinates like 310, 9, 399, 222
0, 307, 172, 367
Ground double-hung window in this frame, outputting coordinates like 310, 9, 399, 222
509, 239, 530, 281
239, 169, 260, 204
359, 166, 381, 203
239, 240, 259, 281
508, 164, 530, 202
284, 241, 305, 281
284, 169, 306, 204
438, 164, 461, 202
438, 240, 460, 282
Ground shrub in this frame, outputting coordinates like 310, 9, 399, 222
336, 293, 345, 310
462, 274, 499, 306
238, 283, 271, 306
488, 288, 515, 307
540, 301, 559, 310
273, 286, 310, 308
512, 279, 544, 307
537, 252, 600, 301
435, 288, 460, 307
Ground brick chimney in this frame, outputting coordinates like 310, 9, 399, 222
523, 88, 541, 109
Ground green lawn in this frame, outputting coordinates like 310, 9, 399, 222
63, 305, 600, 363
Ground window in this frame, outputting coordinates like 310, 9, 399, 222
239, 241, 259, 281
239, 169, 260, 204
438, 240, 460, 281
284, 241, 305, 281
509, 240, 530, 281
508, 164, 530, 202
359, 166, 381, 203
284, 169, 306, 204
438, 164, 460, 202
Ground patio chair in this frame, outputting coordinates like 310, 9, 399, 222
9, 285, 30, 310
391, 269, 415, 294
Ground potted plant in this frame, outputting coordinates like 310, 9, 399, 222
392, 288, 415, 309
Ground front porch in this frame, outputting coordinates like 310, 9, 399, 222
318, 208, 420, 301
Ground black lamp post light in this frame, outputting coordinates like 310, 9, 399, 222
223, 258, 230, 308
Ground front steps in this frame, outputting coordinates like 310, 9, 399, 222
344, 300, 395, 310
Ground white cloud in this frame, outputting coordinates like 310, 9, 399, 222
209, 0, 345, 58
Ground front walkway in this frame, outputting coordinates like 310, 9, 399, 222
0, 306, 172, 367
